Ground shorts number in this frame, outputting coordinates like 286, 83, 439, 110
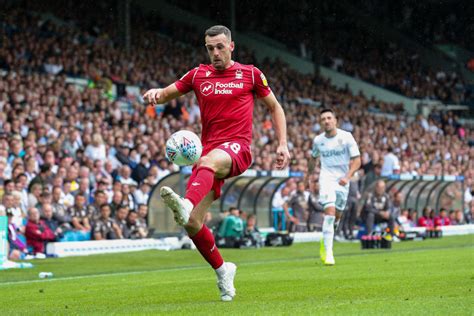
223, 142, 241, 154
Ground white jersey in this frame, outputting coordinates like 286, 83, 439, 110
312, 128, 360, 184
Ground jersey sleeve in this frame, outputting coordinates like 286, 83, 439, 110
174, 67, 198, 94
311, 138, 320, 158
252, 67, 272, 98
347, 133, 360, 158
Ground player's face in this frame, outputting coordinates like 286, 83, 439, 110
320, 112, 337, 133
205, 34, 234, 70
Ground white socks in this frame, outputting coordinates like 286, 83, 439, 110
322, 215, 335, 256
215, 263, 226, 277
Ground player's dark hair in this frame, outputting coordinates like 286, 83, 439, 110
320, 108, 336, 117
205, 25, 231, 40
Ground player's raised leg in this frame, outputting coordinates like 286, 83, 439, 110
160, 148, 237, 301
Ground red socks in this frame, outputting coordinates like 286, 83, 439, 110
186, 167, 223, 269
185, 166, 215, 207
190, 225, 224, 269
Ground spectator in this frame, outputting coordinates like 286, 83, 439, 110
418, 207, 434, 228
41, 203, 64, 241
133, 180, 151, 205
93, 204, 122, 240
6, 208, 30, 260
218, 207, 244, 238
131, 154, 150, 184
409, 209, 418, 226
68, 193, 91, 233
434, 209, 451, 227
114, 205, 131, 239
28, 163, 52, 192
136, 204, 149, 236
25, 207, 56, 255
127, 211, 147, 239
110, 190, 124, 216
381, 147, 400, 177
62, 181, 75, 208
465, 201, 474, 224
339, 180, 360, 239
51, 186, 70, 224
1, 193, 22, 228
27, 183, 43, 209
286, 180, 310, 232
84, 133, 107, 162
362, 180, 395, 235
453, 209, 465, 225
87, 190, 108, 221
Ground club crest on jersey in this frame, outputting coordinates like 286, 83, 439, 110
200, 81, 214, 96
235, 69, 243, 79
260, 73, 268, 86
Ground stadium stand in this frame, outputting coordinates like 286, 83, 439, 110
0, 1, 473, 258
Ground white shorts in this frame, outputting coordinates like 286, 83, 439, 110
318, 180, 349, 211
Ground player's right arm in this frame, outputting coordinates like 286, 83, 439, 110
143, 84, 183, 105
308, 138, 319, 174
143, 67, 198, 104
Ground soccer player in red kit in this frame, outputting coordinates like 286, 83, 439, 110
143, 25, 290, 301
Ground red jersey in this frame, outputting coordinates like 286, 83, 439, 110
174, 62, 271, 148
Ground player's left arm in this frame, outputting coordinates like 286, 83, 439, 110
339, 156, 361, 186
339, 134, 361, 186
260, 92, 290, 170
253, 67, 290, 170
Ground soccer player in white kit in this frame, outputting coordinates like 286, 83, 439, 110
309, 108, 361, 265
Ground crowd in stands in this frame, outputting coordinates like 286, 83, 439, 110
358, 1, 474, 51
0, 2, 473, 257
273, 177, 474, 240
220, 0, 473, 105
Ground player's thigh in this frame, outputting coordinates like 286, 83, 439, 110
320, 186, 348, 212
197, 148, 232, 179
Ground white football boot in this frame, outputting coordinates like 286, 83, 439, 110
160, 186, 193, 226
216, 262, 237, 302
324, 252, 335, 266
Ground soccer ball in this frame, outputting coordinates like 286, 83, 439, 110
165, 130, 202, 166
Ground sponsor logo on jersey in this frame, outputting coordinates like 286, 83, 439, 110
321, 147, 347, 158
200, 81, 244, 95
235, 69, 243, 79
260, 73, 268, 86
200, 81, 214, 96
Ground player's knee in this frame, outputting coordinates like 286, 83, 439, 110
197, 156, 217, 171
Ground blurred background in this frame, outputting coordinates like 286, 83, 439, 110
0, 0, 473, 259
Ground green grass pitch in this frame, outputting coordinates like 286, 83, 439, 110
1, 235, 472, 315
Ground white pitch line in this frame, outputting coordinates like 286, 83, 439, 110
3, 244, 468, 287
0, 256, 317, 287
0, 265, 208, 286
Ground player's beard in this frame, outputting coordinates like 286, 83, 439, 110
324, 126, 336, 134
212, 58, 224, 70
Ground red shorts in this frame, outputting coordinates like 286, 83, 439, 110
186, 140, 252, 200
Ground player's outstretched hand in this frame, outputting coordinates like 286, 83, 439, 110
275, 144, 290, 170
143, 88, 163, 104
